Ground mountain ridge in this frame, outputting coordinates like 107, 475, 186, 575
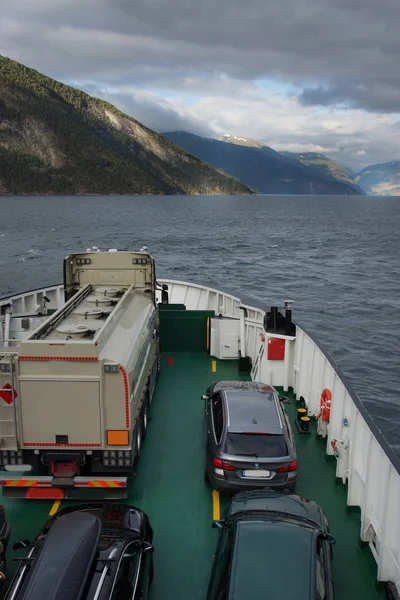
162, 131, 365, 195
281, 151, 362, 189
0, 56, 252, 196
355, 161, 400, 196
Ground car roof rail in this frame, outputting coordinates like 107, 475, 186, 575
7, 547, 36, 600
92, 547, 119, 600
11, 511, 101, 600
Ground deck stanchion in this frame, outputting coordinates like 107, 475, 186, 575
300, 416, 311, 432
297, 408, 307, 422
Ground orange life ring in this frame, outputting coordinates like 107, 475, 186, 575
319, 388, 332, 423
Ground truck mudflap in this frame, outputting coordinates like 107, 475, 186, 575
0, 476, 128, 500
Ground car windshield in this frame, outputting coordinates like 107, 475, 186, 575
224, 433, 288, 457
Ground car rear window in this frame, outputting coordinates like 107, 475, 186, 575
224, 433, 288, 457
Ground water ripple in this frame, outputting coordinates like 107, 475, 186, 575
0, 194, 399, 456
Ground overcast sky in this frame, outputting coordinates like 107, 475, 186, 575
1, 0, 400, 170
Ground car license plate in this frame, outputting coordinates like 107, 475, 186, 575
242, 469, 271, 478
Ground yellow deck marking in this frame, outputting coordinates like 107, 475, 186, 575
211, 360, 217, 373
49, 499, 61, 516
212, 489, 220, 521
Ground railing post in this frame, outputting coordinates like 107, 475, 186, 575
4, 308, 11, 348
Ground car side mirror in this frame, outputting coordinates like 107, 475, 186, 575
212, 520, 225, 530
201, 394, 209, 400
279, 396, 290, 405
13, 539, 30, 551
142, 542, 155, 554
325, 534, 336, 545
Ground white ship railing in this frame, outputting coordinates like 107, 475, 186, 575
0, 285, 63, 315
293, 326, 400, 588
0, 279, 399, 590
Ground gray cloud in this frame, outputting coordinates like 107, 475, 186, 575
3, 0, 400, 100
1, 0, 400, 168
299, 81, 400, 114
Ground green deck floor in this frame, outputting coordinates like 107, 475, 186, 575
135, 353, 383, 600
0, 353, 384, 599
133, 354, 249, 600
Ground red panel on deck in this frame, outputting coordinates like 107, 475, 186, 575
267, 338, 286, 360
26, 488, 64, 500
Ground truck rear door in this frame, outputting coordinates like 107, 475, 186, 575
19, 380, 101, 446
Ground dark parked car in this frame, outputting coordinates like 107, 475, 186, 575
0, 504, 10, 585
206, 489, 335, 600
5, 503, 154, 600
203, 381, 297, 492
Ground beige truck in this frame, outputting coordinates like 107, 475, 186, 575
0, 250, 159, 499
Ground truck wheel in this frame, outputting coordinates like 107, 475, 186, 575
142, 401, 148, 440
135, 423, 142, 461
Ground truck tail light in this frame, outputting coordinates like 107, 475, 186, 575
103, 450, 131, 467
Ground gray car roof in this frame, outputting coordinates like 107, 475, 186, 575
213, 381, 276, 394
224, 390, 282, 435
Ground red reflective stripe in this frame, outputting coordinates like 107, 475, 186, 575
119, 366, 130, 429
76, 481, 124, 488
19, 356, 98, 361
88, 481, 110, 488
77, 481, 125, 487
24, 443, 101, 447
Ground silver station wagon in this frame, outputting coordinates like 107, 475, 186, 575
203, 381, 297, 493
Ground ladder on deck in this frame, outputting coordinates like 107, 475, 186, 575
0, 353, 19, 448
250, 343, 264, 382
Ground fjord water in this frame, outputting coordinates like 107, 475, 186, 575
0, 194, 399, 456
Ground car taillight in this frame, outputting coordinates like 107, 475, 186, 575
222, 462, 235, 471
277, 460, 298, 473
212, 457, 235, 471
